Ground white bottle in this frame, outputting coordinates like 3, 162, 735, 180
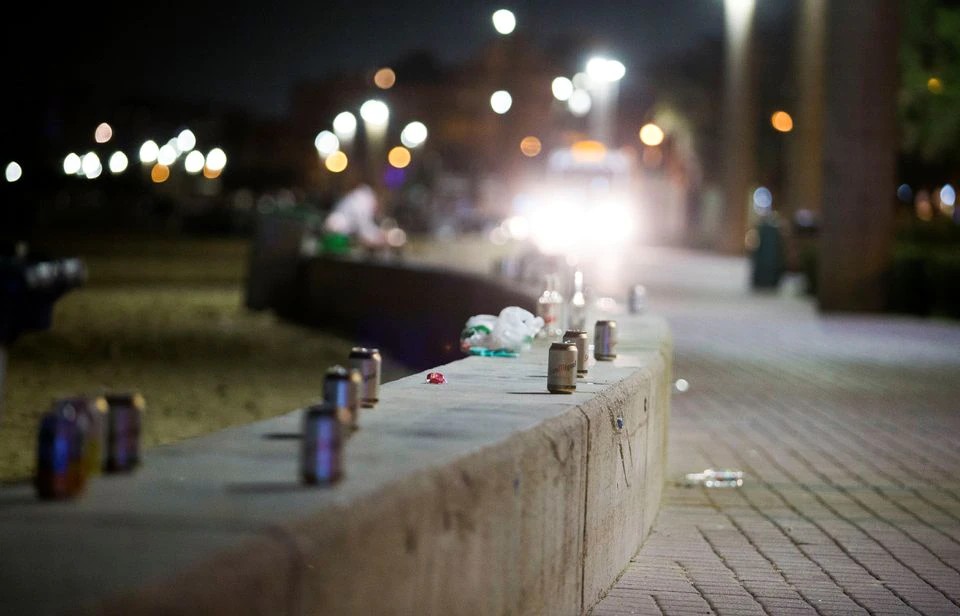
568, 269, 587, 331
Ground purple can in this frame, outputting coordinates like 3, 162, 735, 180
301, 401, 342, 485
35, 408, 86, 500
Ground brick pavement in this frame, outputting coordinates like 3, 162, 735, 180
590, 250, 960, 616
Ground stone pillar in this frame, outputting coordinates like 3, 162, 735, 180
818, 1, 902, 312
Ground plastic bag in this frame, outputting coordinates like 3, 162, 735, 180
460, 307, 544, 354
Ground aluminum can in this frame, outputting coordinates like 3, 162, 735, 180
301, 401, 342, 485
104, 392, 145, 473
562, 329, 589, 375
349, 347, 381, 407
594, 320, 618, 360
323, 365, 357, 430
547, 342, 578, 394
35, 408, 86, 499
628, 285, 647, 314
54, 395, 108, 477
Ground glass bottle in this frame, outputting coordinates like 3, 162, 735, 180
536, 273, 565, 338
568, 269, 587, 331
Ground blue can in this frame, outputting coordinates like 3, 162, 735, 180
323, 365, 359, 431
35, 408, 86, 500
301, 401, 342, 485
104, 392, 145, 473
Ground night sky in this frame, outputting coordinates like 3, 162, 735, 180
4, 1, 791, 119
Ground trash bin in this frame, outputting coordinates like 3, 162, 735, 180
749, 213, 786, 290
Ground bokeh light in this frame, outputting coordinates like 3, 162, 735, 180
639, 123, 665, 146
586, 56, 626, 82
400, 121, 428, 148
206, 148, 227, 171
388, 146, 411, 168
520, 136, 542, 157
177, 129, 197, 152
184, 150, 205, 174
108, 151, 128, 174
94, 122, 113, 144
374, 67, 396, 89
314, 130, 340, 156
771, 110, 794, 132
490, 90, 512, 114
325, 151, 348, 173
81, 152, 101, 178
139, 140, 160, 163
63, 153, 82, 175
151, 164, 170, 183
492, 9, 516, 34
5, 161, 22, 183
753, 186, 773, 214
896, 184, 913, 204
928, 77, 944, 94
568, 89, 592, 116
551, 76, 573, 101
333, 111, 357, 140
940, 184, 956, 207
158, 144, 178, 166
360, 99, 390, 127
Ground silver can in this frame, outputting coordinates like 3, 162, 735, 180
594, 320, 618, 360
562, 329, 588, 375
547, 342, 578, 394
349, 347, 381, 408
301, 401, 342, 485
323, 365, 358, 430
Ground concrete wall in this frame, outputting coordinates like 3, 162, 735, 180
4, 247, 672, 615
0, 315, 671, 616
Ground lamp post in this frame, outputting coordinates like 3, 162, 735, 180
585, 56, 626, 147
720, 0, 757, 254
359, 99, 389, 181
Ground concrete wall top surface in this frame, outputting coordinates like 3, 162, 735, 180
0, 311, 672, 616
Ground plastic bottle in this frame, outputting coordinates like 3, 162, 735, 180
536, 274, 565, 338
568, 269, 587, 331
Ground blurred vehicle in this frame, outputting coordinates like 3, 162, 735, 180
498, 140, 643, 293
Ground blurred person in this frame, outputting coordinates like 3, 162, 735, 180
323, 171, 387, 253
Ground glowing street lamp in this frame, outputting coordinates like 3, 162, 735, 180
584, 55, 625, 145
492, 9, 516, 35
490, 90, 513, 114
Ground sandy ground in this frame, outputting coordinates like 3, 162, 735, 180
0, 233, 411, 483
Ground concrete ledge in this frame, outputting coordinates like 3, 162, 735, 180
0, 313, 671, 616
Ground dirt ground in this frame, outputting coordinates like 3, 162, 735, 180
0, 233, 411, 483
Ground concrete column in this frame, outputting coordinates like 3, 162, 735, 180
720, 0, 758, 254
818, 1, 902, 312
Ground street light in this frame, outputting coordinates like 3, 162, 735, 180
491, 9, 516, 35
584, 55, 625, 145
721, 0, 757, 254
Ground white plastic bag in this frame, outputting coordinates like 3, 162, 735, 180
460, 307, 544, 354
